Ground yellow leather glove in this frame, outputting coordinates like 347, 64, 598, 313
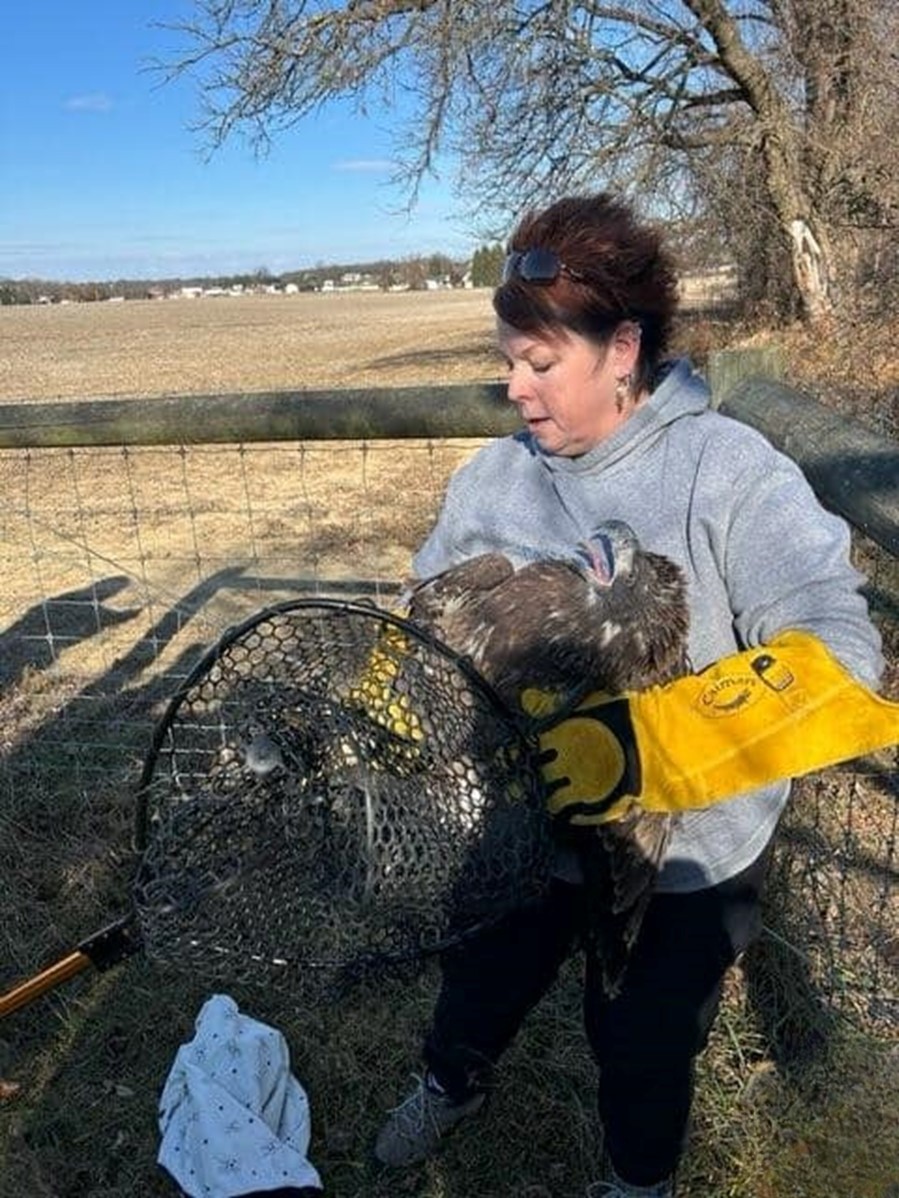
530, 630, 899, 826
345, 621, 425, 746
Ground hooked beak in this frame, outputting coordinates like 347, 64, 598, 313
575, 532, 615, 587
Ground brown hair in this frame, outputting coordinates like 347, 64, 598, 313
493, 193, 679, 393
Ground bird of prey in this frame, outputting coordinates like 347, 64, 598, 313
405, 519, 690, 994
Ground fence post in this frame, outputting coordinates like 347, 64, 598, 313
707, 349, 899, 556
706, 345, 786, 409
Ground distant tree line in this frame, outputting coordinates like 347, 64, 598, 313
0, 223, 744, 306
470, 244, 505, 288
0, 252, 474, 306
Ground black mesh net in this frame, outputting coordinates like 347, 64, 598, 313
132, 599, 551, 994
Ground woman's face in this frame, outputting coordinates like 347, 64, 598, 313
497, 320, 640, 457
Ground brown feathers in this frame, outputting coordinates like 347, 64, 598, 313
407, 520, 691, 995
407, 522, 689, 703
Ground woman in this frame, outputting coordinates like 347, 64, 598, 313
373, 194, 885, 1197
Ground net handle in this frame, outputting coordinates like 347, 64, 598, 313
0, 917, 141, 1019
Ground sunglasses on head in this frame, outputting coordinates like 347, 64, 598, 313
502, 247, 586, 285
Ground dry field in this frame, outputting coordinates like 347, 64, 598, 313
0, 289, 502, 401
0, 288, 734, 686
0, 291, 505, 694
0, 292, 896, 1198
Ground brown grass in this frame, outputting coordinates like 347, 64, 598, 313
0, 290, 502, 401
0, 292, 896, 1198
736, 310, 899, 438
0, 292, 503, 682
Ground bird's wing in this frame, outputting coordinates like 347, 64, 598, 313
407, 554, 514, 625
425, 560, 592, 704
412, 558, 565, 694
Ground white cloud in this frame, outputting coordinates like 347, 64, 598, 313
331, 158, 393, 173
64, 92, 113, 112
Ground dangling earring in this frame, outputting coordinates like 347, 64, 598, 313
615, 372, 633, 412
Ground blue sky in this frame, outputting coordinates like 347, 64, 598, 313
0, 2, 475, 282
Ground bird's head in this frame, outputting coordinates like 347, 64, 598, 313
572, 520, 639, 588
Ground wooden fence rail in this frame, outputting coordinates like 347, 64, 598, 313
0, 383, 515, 447
0, 349, 896, 554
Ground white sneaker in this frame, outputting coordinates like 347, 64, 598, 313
374, 1073, 486, 1167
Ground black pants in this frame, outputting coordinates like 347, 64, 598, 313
423, 849, 769, 1187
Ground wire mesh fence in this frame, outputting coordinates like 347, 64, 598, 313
750, 529, 899, 1036
0, 437, 473, 995
0, 436, 474, 743
0, 432, 896, 1036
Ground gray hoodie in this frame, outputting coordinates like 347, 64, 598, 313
413, 359, 883, 891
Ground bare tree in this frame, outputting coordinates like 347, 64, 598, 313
162, 0, 899, 321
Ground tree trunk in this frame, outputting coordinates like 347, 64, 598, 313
787, 217, 834, 320
684, 0, 839, 321
759, 130, 836, 321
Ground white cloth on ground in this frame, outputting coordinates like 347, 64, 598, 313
157, 993, 322, 1197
